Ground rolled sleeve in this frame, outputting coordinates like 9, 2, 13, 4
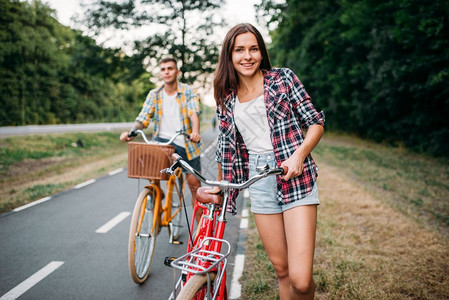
302, 109, 325, 129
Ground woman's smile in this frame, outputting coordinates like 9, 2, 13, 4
232, 32, 262, 78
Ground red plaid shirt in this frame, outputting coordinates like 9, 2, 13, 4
215, 68, 325, 214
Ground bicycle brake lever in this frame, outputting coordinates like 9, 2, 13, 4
160, 168, 172, 174
256, 164, 270, 174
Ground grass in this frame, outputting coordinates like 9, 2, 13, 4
0, 131, 129, 213
313, 132, 449, 236
0, 121, 212, 214
241, 132, 449, 299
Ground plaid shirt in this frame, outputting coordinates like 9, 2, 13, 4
136, 82, 202, 160
215, 68, 325, 214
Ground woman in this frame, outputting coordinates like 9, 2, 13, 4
211, 23, 325, 299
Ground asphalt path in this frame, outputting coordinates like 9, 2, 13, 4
0, 128, 246, 299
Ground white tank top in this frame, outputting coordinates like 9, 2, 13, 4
159, 90, 184, 147
234, 95, 273, 154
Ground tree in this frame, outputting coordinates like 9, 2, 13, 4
261, 0, 449, 157
80, 0, 226, 87
0, 0, 150, 126
0, 0, 72, 125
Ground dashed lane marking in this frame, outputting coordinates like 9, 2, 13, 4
12, 196, 52, 212
11, 170, 124, 213
0, 261, 64, 300
95, 211, 131, 233
108, 168, 124, 176
74, 179, 96, 189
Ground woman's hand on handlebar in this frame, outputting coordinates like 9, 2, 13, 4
280, 152, 304, 181
204, 186, 221, 194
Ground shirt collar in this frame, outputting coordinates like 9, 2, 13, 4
157, 82, 182, 95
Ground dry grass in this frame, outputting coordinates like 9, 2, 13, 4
241, 134, 449, 299
314, 163, 449, 299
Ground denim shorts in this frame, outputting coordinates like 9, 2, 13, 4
248, 152, 320, 214
153, 136, 202, 173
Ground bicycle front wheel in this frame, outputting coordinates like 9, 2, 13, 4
167, 169, 185, 240
128, 187, 158, 284
176, 273, 218, 300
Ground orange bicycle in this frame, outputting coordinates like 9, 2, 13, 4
127, 130, 188, 284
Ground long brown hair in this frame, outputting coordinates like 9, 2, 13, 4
213, 23, 272, 109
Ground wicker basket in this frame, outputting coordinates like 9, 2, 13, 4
127, 142, 175, 180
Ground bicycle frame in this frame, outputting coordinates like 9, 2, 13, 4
136, 167, 183, 240
168, 182, 232, 299
166, 153, 286, 299
188, 203, 229, 298
132, 130, 186, 238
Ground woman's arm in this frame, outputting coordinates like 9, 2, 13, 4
281, 124, 324, 181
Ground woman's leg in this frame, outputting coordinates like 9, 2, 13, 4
283, 204, 317, 299
253, 213, 291, 299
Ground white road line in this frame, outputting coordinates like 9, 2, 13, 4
229, 254, 245, 299
230, 189, 250, 298
0, 261, 64, 300
12, 196, 52, 212
239, 218, 248, 229
74, 179, 96, 189
108, 168, 124, 176
95, 212, 131, 233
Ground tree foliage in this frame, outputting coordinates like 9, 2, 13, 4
80, 0, 226, 87
0, 0, 150, 126
260, 0, 449, 156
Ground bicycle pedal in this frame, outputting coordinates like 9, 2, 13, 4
164, 256, 177, 267
171, 240, 183, 245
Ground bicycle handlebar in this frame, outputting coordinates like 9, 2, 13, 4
128, 129, 190, 145
168, 153, 287, 190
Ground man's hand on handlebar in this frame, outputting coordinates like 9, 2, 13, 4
120, 131, 135, 142
189, 131, 201, 143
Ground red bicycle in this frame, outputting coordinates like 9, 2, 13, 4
163, 153, 286, 299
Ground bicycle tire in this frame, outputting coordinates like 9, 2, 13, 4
128, 187, 158, 284
167, 170, 184, 240
175, 273, 217, 300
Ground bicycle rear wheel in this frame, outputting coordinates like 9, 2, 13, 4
128, 187, 158, 284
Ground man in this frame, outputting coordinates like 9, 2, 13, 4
120, 57, 202, 202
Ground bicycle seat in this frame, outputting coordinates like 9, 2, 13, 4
196, 187, 222, 205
